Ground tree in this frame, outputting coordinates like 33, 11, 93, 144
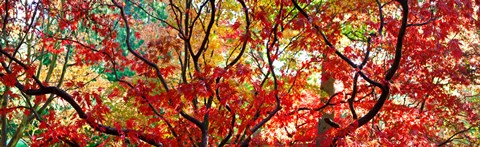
0, 0, 478, 146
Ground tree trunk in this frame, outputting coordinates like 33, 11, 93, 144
317, 64, 335, 146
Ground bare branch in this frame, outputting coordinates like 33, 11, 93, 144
324, 118, 340, 128
349, 73, 359, 119
375, 0, 385, 36
408, 16, 438, 27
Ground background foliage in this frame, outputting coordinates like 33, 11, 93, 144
0, 0, 478, 146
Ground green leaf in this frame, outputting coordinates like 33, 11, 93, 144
40, 53, 52, 65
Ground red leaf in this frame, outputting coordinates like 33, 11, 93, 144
1, 73, 16, 87
449, 39, 463, 59
135, 32, 141, 39
232, 21, 241, 30
0, 106, 23, 115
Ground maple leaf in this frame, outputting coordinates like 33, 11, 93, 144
448, 39, 463, 59
1, 73, 17, 87
232, 21, 241, 30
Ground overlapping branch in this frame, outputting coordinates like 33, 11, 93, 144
0, 72, 164, 146
291, 0, 409, 144
240, 17, 283, 147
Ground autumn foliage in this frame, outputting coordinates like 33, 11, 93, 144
0, 0, 479, 146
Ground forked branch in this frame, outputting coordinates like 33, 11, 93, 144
291, 0, 409, 143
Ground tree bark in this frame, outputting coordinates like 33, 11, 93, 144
317, 62, 335, 146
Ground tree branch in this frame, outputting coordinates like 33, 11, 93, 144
349, 73, 359, 119
226, 0, 250, 68
291, 0, 409, 144
291, 0, 358, 68
375, 0, 385, 36
240, 22, 282, 147
195, 0, 216, 63
112, 0, 169, 91
384, 0, 408, 81
438, 125, 478, 146
7, 77, 163, 146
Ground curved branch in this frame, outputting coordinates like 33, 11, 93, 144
384, 0, 408, 81
291, 0, 358, 68
358, 71, 383, 88
195, 0, 216, 62
10, 79, 163, 146
180, 111, 204, 129
334, 0, 409, 141
349, 73, 359, 119
218, 113, 235, 147
359, 38, 371, 69
291, 0, 409, 144
109, 58, 179, 139
126, 0, 180, 32
0, 43, 164, 146
54, 37, 177, 138
375, 0, 385, 36
9, 2, 39, 67
407, 17, 437, 27
112, 0, 169, 91
293, 92, 341, 114
240, 23, 282, 147
324, 118, 340, 128
226, 0, 250, 68
438, 125, 478, 146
